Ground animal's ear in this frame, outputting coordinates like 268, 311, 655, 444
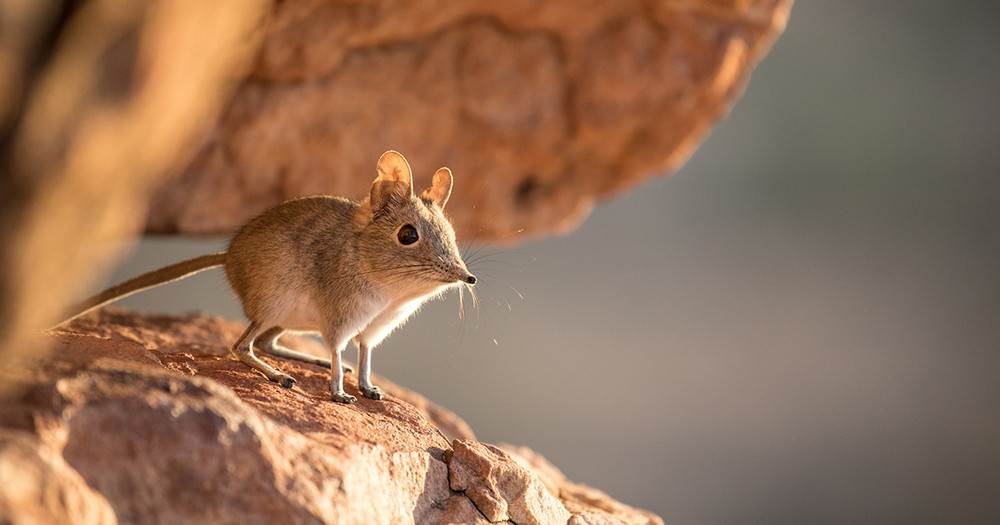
371, 151, 414, 216
421, 167, 453, 209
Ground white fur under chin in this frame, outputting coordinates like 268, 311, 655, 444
356, 281, 456, 347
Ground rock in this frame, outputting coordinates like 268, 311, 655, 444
449, 440, 571, 525
501, 445, 664, 525
0, 0, 269, 394
0, 431, 117, 525
147, 0, 792, 241
0, 310, 661, 524
0, 0, 790, 416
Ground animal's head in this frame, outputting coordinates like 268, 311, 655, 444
360, 151, 476, 294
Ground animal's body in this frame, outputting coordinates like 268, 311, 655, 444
56, 151, 476, 403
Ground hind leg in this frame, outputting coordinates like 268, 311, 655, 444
232, 321, 296, 388
256, 326, 353, 373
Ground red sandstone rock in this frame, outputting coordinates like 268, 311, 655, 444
148, 0, 791, 242
0, 310, 661, 524
449, 440, 572, 524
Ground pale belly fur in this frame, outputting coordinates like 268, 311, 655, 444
265, 290, 387, 339
266, 286, 447, 348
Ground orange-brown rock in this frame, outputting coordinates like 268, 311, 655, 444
0, 310, 662, 524
148, 0, 792, 241
449, 440, 571, 524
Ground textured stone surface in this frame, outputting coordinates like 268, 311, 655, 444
0, 431, 117, 525
449, 440, 572, 524
0, 310, 661, 524
148, 0, 792, 241
502, 445, 665, 525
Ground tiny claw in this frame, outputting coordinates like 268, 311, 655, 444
360, 385, 383, 400
342, 364, 354, 375
332, 392, 357, 404
277, 375, 296, 389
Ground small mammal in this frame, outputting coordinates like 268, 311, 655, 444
55, 151, 476, 404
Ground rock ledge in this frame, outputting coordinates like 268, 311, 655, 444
0, 310, 661, 525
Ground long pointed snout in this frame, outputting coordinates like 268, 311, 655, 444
453, 266, 477, 285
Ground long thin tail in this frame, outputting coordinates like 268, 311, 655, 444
52, 252, 228, 327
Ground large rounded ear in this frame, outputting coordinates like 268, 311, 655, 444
421, 167, 453, 209
371, 151, 414, 216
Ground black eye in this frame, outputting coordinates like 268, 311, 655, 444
397, 224, 419, 245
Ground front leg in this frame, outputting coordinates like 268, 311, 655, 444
322, 330, 357, 404
357, 340, 383, 400
330, 344, 357, 404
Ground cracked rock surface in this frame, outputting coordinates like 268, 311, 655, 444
0, 310, 661, 524
449, 440, 571, 525
148, 0, 791, 241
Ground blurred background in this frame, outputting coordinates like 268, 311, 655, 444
99, 1, 1000, 523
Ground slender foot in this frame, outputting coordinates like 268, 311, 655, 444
326, 333, 356, 404
233, 322, 298, 388
356, 341, 382, 400
360, 385, 383, 400
276, 374, 296, 389
332, 391, 357, 404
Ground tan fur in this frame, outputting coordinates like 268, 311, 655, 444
57, 151, 475, 404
